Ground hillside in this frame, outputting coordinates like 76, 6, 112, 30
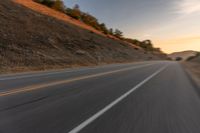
0, 0, 167, 73
183, 52, 200, 84
187, 52, 200, 62
169, 50, 198, 61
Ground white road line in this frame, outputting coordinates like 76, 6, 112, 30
0, 63, 151, 81
68, 65, 168, 133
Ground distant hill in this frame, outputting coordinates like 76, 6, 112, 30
183, 52, 200, 82
187, 52, 200, 62
169, 51, 198, 61
0, 0, 167, 73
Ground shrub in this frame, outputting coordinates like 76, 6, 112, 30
124, 38, 141, 46
66, 4, 81, 19
34, 0, 54, 7
114, 29, 123, 38
176, 57, 183, 61
51, 0, 65, 12
109, 28, 114, 35
34, 0, 65, 12
99, 23, 109, 34
81, 13, 101, 30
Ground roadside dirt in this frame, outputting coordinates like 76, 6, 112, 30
182, 62, 200, 88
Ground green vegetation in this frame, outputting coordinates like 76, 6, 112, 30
175, 57, 183, 61
114, 29, 123, 38
66, 4, 81, 19
34, 0, 123, 38
34, 0, 65, 12
124, 38, 162, 53
35, 0, 161, 53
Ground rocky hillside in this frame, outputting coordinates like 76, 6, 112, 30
0, 0, 167, 73
169, 50, 198, 61
187, 52, 200, 62
183, 52, 200, 83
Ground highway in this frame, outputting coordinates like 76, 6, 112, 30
0, 61, 200, 133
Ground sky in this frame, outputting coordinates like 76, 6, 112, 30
64, 0, 200, 53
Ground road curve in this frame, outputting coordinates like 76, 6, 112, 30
0, 61, 200, 133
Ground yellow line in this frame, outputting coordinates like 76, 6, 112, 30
0, 63, 155, 97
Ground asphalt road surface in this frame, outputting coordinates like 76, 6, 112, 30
0, 61, 200, 133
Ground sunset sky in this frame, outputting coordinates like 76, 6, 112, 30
64, 0, 200, 53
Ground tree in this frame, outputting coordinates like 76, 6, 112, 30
81, 13, 98, 27
66, 4, 81, 19
109, 28, 114, 35
34, 0, 54, 7
124, 38, 140, 46
52, 0, 65, 12
114, 29, 123, 38
176, 57, 183, 61
99, 23, 109, 34
35, 0, 65, 12
140, 40, 154, 51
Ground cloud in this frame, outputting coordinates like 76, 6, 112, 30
175, 0, 200, 15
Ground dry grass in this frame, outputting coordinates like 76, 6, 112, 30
0, 0, 167, 74
13, 0, 142, 49
183, 62, 200, 86
14, 0, 105, 36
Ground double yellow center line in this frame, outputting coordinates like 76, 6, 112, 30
0, 63, 155, 97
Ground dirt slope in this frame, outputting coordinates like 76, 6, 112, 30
169, 50, 198, 61
14, 0, 107, 37
189, 55, 200, 63
0, 0, 167, 73
183, 52, 200, 84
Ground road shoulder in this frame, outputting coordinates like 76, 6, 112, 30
182, 62, 200, 94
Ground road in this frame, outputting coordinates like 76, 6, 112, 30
0, 61, 200, 133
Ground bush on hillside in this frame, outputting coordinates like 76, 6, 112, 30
99, 23, 109, 34
81, 13, 99, 29
176, 57, 183, 61
109, 28, 114, 35
66, 4, 81, 19
51, 0, 65, 12
34, 0, 65, 12
124, 39, 141, 46
114, 29, 123, 38
124, 38, 164, 53
34, 0, 54, 7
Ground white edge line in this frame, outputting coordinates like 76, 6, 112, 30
68, 65, 168, 133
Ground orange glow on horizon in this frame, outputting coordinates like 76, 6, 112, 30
155, 36, 200, 53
